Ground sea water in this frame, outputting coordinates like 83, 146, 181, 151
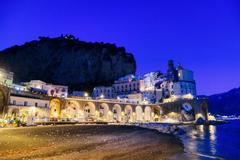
179, 120, 240, 160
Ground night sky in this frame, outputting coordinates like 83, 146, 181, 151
1, 0, 240, 95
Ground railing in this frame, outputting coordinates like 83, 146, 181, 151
8, 104, 48, 108
10, 89, 50, 100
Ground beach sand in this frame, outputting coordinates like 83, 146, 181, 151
0, 125, 184, 160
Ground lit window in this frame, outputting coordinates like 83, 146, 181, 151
178, 73, 181, 78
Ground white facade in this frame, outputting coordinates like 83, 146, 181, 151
92, 86, 114, 99
25, 80, 46, 89
173, 81, 196, 96
24, 80, 68, 98
0, 68, 14, 87
113, 79, 144, 94
155, 68, 197, 103
43, 84, 68, 98
143, 71, 162, 91
10, 96, 49, 108
12, 84, 28, 92
8, 96, 50, 125
125, 93, 143, 104
178, 69, 194, 81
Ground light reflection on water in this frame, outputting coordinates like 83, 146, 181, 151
179, 124, 219, 159
176, 120, 240, 160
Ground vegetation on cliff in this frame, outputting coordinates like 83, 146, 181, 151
0, 35, 136, 91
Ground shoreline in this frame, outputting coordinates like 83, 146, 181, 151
0, 124, 185, 160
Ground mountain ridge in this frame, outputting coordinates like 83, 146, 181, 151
208, 86, 240, 115
0, 35, 136, 92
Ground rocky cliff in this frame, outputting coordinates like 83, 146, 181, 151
0, 35, 136, 91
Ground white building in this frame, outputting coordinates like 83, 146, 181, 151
143, 71, 163, 91
12, 84, 28, 92
42, 84, 68, 98
8, 95, 50, 125
10, 95, 49, 108
92, 86, 114, 99
23, 80, 68, 98
176, 66, 196, 96
113, 75, 145, 95
155, 61, 197, 102
24, 80, 46, 90
0, 68, 14, 88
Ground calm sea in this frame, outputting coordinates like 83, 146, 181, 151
179, 120, 240, 160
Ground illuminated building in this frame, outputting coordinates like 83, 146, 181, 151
0, 68, 13, 87
43, 84, 68, 98
113, 74, 145, 94
92, 86, 114, 99
23, 80, 68, 98
155, 60, 197, 102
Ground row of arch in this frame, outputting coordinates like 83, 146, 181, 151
50, 99, 155, 122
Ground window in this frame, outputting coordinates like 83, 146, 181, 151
45, 103, 48, 107
35, 103, 38, 107
13, 100, 16, 105
24, 101, 28, 106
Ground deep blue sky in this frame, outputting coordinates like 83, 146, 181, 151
1, 0, 240, 95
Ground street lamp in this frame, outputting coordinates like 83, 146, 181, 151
84, 92, 88, 97
100, 94, 104, 99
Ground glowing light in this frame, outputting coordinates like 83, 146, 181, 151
182, 93, 194, 99
84, 92, 88, 97
178, 72, 181, 78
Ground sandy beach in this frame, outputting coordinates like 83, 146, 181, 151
0, 125, 184, 160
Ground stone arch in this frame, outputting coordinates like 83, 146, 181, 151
84, 102, 96, 121
112, 104, 122, 122
124, 105, 133, 122
99, 103, 110, 121
62, 100, 82, 119
135, 106, 143, 122
50, 98, 61, 120
144, 106, 152, 122
153, 105, 161, 121
0, 89, 6, 115
8, 108, 19, 117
